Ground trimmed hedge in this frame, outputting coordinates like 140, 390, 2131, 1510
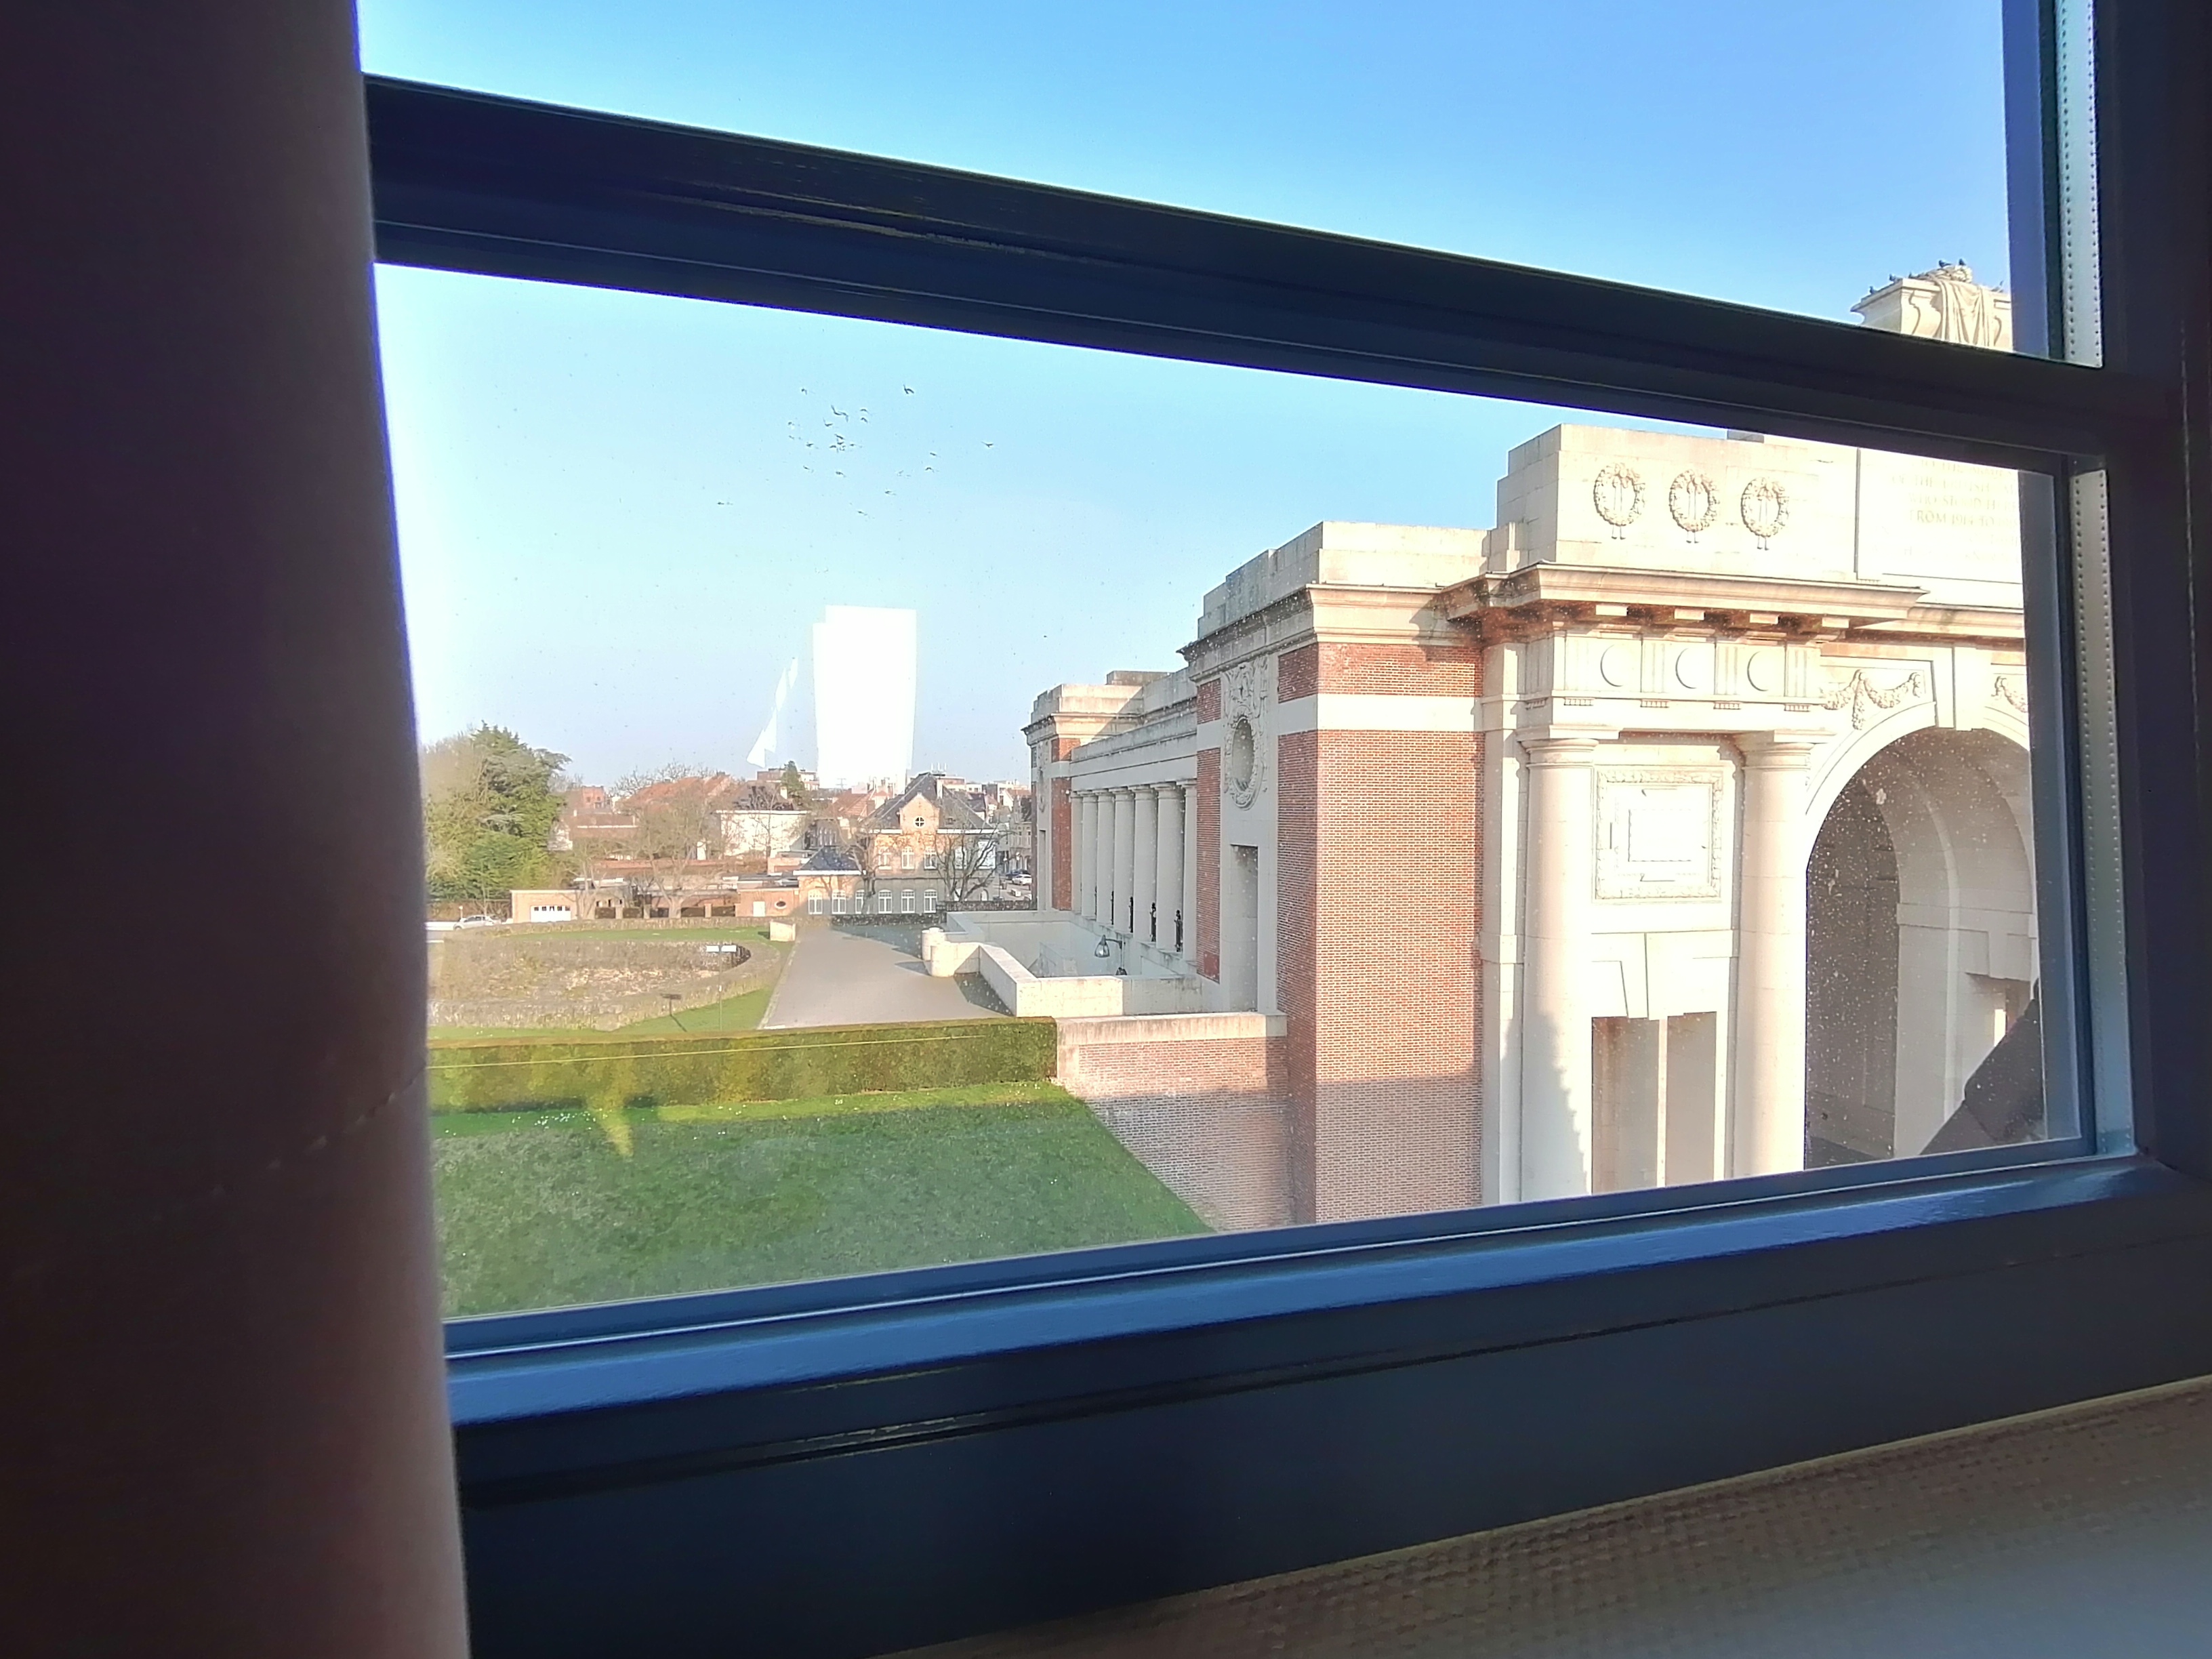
427, 1018, 1057, 1113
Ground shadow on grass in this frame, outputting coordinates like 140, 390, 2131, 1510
432, 1081, 1207, 1318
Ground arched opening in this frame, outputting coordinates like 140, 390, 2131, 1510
1806, 769, 1900, 1164
1805, 729, 2041, 1166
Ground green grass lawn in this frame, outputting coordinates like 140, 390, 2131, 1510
431, 1082, 1207, 1317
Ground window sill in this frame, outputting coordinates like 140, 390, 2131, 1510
451, 1152, 2212, 1658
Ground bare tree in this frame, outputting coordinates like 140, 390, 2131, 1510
932, 825, 1000, 905
610, 764, 731, 899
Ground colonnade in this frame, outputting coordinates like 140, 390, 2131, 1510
1071, 781, 1198, 957
1517, 732, 1813, 1200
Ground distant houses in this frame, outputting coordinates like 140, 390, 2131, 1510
515, 763, 1025, 924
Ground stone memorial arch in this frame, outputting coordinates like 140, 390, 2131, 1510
1008, 264, 2041, 1227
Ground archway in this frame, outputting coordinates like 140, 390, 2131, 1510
1804, 728, 2039, 1166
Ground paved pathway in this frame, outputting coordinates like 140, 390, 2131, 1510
759, 924, 1006, 1029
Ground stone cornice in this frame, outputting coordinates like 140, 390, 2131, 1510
1853, 605, 2026, 644
1182, 582, 1471, 676
1444, 564, 1933, 628
1067, 705, 1197, 766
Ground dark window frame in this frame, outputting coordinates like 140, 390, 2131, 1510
369, 3, 2212, 1652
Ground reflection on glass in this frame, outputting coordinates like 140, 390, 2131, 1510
387, 261, 2049, 1319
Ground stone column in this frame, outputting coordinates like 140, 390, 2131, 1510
1735, 735, 1816, 1176
1182, 781, 1200, 958
1111, 788, 1136, 936
1520, 736, 1600, 1200
1076, 792, 1098, 920
1088, 792, 1107, 922
1132, 786, 1159, 944
1155, 784, 1185, 956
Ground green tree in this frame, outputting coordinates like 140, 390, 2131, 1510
779, 760, 811, 808
421, 724, 571, 907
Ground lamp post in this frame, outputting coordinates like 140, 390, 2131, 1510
1091, 935, 1128, 977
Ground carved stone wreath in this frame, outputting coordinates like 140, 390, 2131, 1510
1821, 668, 1929, 730
1221, 659, 1269, 808
1592, 464, 1645, 537
1740, 477, 1789, 548
1668, 470, 1719, 537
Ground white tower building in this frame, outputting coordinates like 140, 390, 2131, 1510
811, 605, 916, 789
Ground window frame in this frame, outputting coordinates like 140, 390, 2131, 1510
368, 4, 2212, 1653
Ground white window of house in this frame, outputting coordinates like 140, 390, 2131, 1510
807, 896, 824, 916
899, 891, 916, 914
901, 850, 916, 872
876, 894, 893, 915
922, 891, 937, 912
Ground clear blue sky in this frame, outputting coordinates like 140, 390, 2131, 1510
363, 1, 2011, 783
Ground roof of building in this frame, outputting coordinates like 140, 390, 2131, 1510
861, 772, 991, 834
619, 772, 742, 812
718, 782, 806, 813
796, 847, 862, 874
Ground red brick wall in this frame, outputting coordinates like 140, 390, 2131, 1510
1196, 677, 1222, 722
1059, 1027, 1292, 1230
1050, 776, 1073, 912
1279, 639, 1480, 699
1275, 729, 1321, 1219
1195, 747, 1221, 980
1305, 728, 1481, 1221
1273, 634, 1486, 1222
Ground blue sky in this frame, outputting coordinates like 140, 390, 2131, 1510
364, 1, 2012, 783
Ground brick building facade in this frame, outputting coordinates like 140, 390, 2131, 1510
1019, 386, 2036, 1231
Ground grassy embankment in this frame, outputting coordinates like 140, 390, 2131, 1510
428, 923, 785, 1041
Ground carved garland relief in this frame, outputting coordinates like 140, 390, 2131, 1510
1821, 668, 1930, 730
1221, 657, 1269, 808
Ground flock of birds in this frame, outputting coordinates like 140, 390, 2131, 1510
710, 384, 998, 518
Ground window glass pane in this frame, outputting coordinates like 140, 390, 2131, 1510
361, 0, 2026, 331
386, 266, 2068, 1319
